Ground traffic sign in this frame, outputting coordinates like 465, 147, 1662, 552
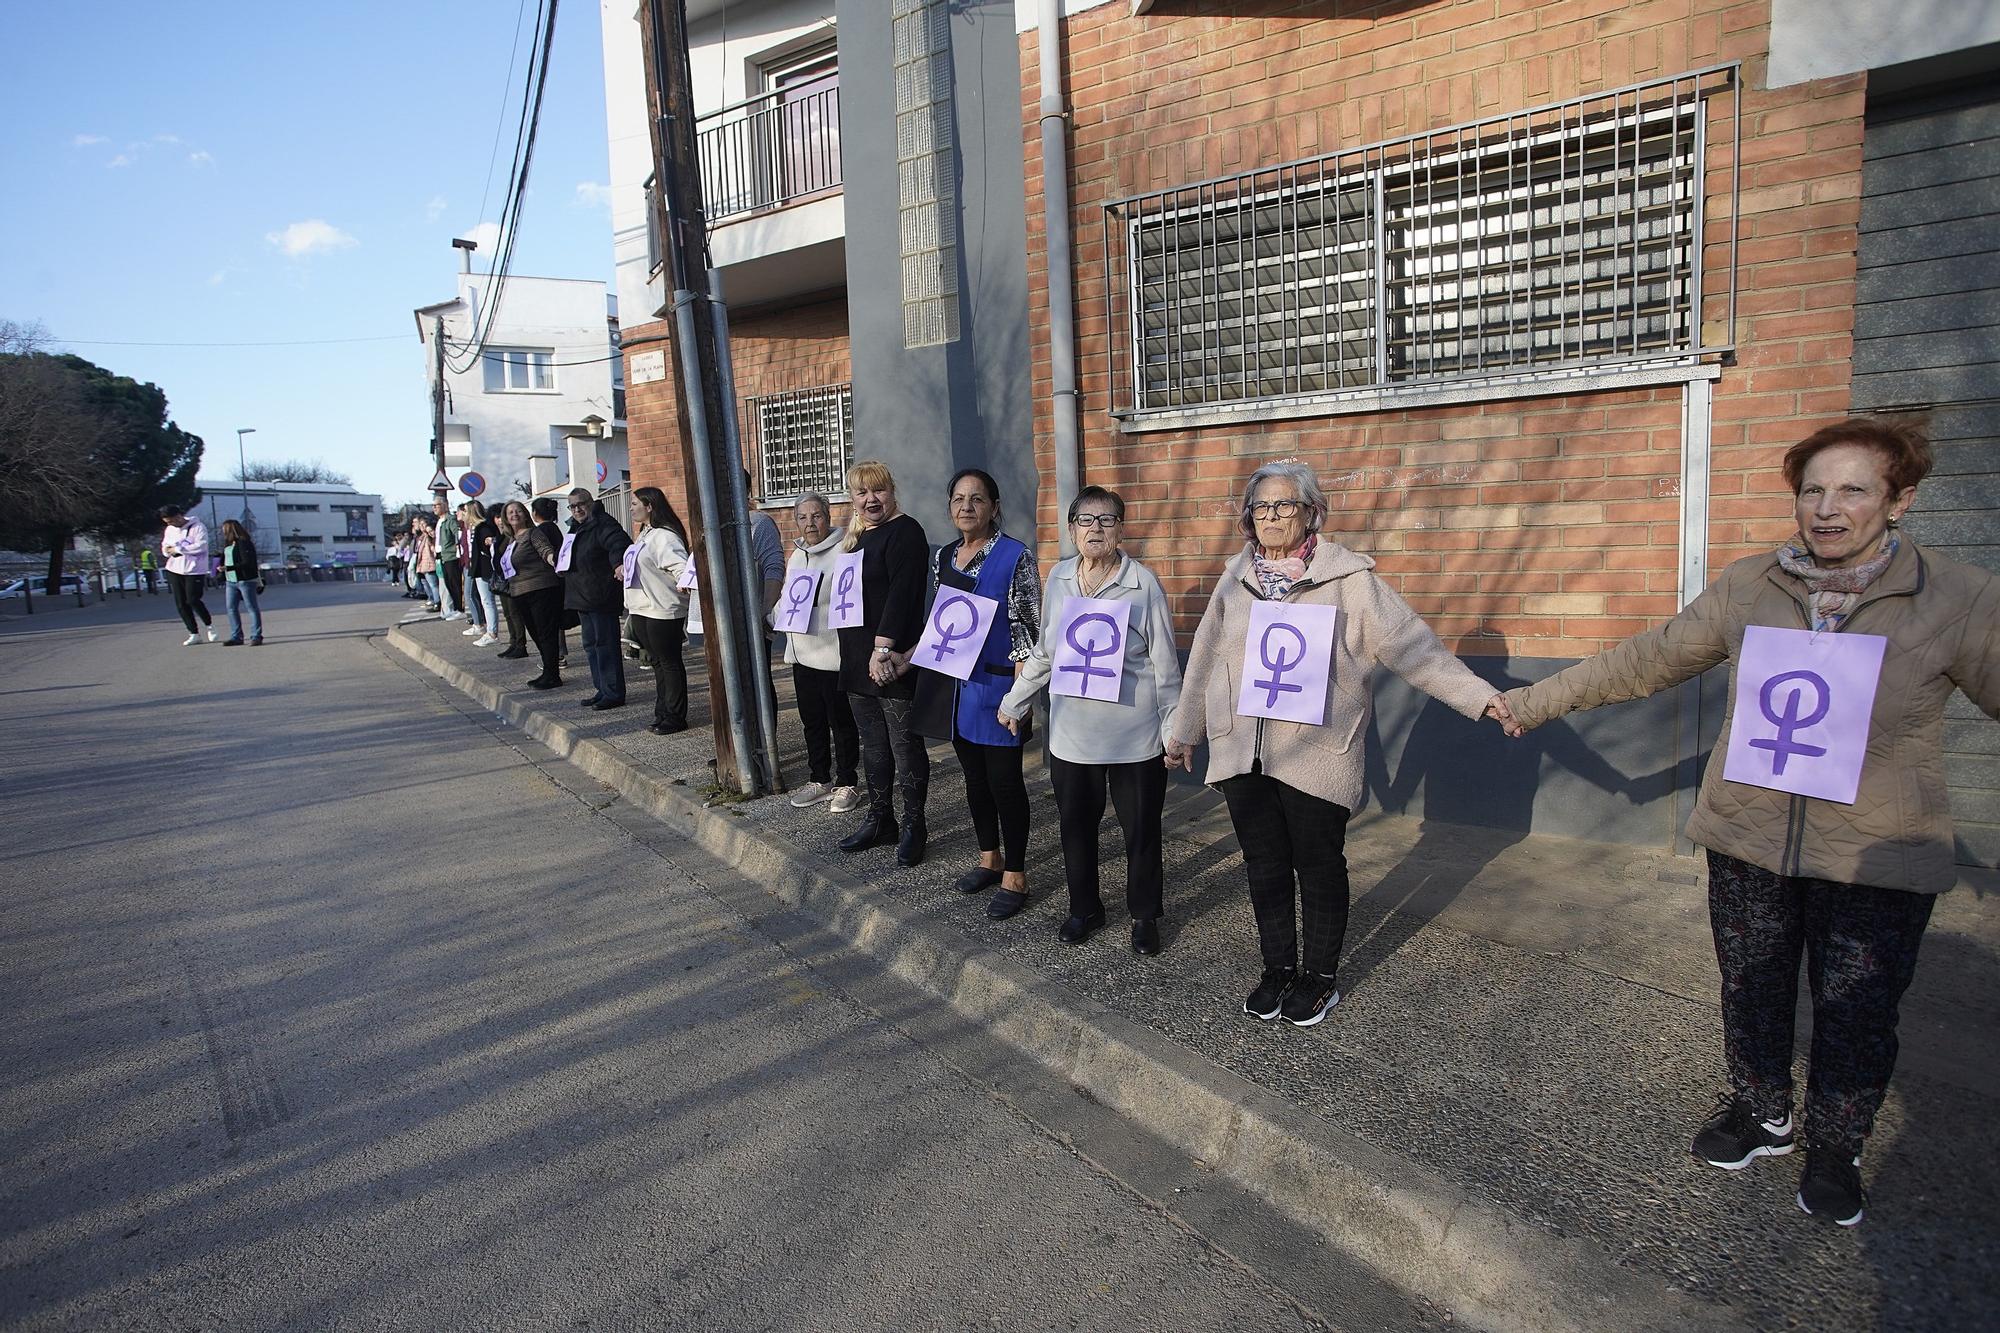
459, 471, 487, 498
428, 469, 450, 492
594, 459, 608, 485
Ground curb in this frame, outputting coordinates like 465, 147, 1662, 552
388, 625, 1740, 1333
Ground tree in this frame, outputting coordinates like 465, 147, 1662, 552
0, 350, 202, 583
0, 319, 52, 355
235, 458, 351, 484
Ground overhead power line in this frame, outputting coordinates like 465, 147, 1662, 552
54, 335, 407, 348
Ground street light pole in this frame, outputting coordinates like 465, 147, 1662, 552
236, 428, 257, 532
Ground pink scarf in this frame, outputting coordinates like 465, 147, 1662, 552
1251, 535, 1317, 600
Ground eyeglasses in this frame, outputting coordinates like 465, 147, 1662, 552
1071, 514, 1120, 530
567, 502, 589, 512
1247, 500, 1305, 520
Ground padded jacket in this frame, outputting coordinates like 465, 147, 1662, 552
1502, 540, 2000, 894
1170, 540, 1496, 810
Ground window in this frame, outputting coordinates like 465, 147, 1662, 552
483, 348, 556, 392
278, 503, 321, 512
750, 383, 854, 501
1104, 68, 1738, 418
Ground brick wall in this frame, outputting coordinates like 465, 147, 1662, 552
1022, 0, 1867, 651
623, 294, 855, 536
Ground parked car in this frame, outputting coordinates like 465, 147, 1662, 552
0, 574, 90, 600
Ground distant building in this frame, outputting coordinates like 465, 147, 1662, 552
193, 479, 384, 566
413, 272, 629, 513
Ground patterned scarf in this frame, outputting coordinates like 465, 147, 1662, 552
1776, 532, 1898, 632
1251, 535, 1318, 600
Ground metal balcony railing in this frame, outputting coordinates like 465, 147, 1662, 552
697, 84, 842, 224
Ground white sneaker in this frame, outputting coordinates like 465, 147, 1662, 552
828, 785, 863, 813
441, 611, 465, 622
205, 627, 219, 642
790, 781, 831, 808
474, 633, 497, 647
182, 632, 201, 646
462, 625, 481, 636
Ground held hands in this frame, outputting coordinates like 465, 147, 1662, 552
1164, 738, 1194, 772
1484, 693, 1526, 739
996, 708, 1020, 737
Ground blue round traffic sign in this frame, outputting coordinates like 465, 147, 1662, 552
458, 471, 487, 498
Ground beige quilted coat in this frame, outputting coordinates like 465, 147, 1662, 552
1503, 540, 2000, 893
1171, 541, 1497, 810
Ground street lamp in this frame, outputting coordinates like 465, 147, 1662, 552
235, 428, 257, 533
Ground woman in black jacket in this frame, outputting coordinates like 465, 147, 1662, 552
563, 488, 634, 709
501, 500, 565, 688
218, 519, 265, 645
466, 500, 503, 647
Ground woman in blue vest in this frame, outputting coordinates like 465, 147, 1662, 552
913, 469, 1043, 920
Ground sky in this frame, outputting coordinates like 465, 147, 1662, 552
0, 0, 619, 511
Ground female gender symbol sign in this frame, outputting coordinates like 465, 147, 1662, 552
1723, 626, 1886, 804
1235, 600, 1339, 725
1051, 595, 1131, 701
911, 588, 998, 682
774, 569, 820, 633
827, 551, 865, 629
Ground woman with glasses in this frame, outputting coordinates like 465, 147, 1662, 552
998, 486, 1181, 953
1167, 461, 1514, 1027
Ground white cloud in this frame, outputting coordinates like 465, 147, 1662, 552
154, 133, 181, 145
188, 150, 215, 167
574, 181, 613, 211
106, 154, 135, 169
266, 219, 359, 258
209, 270, 230, 286
72, 133, 107, 147
426, 194, 448, 223
456, 221, 502, 253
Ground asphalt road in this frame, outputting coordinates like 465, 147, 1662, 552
0, 585, 1430, 1332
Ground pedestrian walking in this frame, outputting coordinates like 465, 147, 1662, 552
999, 486, 1182, 955
563, 488, 633, 710
1167, 461, 1513, 1028
138, 546, 158, 594
158, 504, 217, 645
1497, 419, 1999, 1227
217, 519, 265, 646
624, 487, 692, 735
781, 494, 862, 813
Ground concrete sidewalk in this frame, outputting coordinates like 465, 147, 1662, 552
387, 606, 1999, 1333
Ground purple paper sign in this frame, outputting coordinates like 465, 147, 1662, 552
499, 550, 517, 580
554, 533, 576, 574
911, 588, 1000, 682
621, 544, 641, 589
675, 560, 698, 592
1050, 595, 1132, 702
774, 569, 822, 634
1235, 600, 1339, 726
1722, 627, 1886, 805
827, 551, 865, 630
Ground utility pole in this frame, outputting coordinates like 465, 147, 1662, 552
431, 316, 449, 494
638, 0, 782, 796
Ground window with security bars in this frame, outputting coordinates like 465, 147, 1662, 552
750, 383, 855, 501
1106, 68, 1737, 416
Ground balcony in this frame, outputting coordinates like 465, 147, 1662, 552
697, 82, 841, 224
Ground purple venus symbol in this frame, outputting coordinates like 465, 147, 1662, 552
928, 594, 979, 661
834, 565, 856, 614
1057, 612, 1121, 697
1252, 622, 1307, 709
1749, 669, 1830, 775
785, 573, 813, 622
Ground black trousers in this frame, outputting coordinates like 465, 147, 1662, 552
517, 586, 565, 680
628, 614, 688, 728
500, 591, 526, 650
953, 735, 1031, 872
168, 570, 212, 632
1049, 753, 1167, 920
1219, 773, 1352, 978
1705, 850, 1935, 1154
793, 663, 858, 786
850, 693, 928, 825
439, 559, 464, 614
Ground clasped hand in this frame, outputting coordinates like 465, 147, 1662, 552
1484, 693, 1527, 738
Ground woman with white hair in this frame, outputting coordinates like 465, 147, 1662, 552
1167, 460, 1514, 1027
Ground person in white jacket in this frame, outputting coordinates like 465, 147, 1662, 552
159, 503, 217, 645
780, 494, 862, 812
624, 487, 692, 736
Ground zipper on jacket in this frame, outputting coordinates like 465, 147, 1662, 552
1240, 569, 1322, 778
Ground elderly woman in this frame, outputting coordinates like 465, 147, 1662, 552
1167, 460, 1510, 1028
1498, 419, 1998, 1227
836, 461, 932, 865
999, 486, 1181, 953
782, 492, 862, 813
913, 469, 1043, 920
500, 499, 565, 690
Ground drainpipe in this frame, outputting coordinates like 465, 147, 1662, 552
1039, 0, 1081, 557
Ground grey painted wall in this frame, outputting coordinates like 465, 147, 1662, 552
836, 0, 1039, 549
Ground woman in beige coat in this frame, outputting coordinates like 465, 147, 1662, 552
1499, 419, 1999, 1227
1168, 460, 1511, 1028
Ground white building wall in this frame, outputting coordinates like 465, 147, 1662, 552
193, 480, 385, 564
1768, 0, 2000, 87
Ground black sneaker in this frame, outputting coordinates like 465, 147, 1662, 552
1280, 971, 1340, 1027
1797, 1146, 1865, 1227
1244, 967, 1295, 1021
1691, 1094, 1796, 1170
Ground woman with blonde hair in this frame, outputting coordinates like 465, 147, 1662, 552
834, 461, 933, 865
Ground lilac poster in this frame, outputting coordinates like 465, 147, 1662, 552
1722, 627, 1886, 805
675, 560, 698, 592
554, 533, 576, 573
773, 569, 822, 634
911, 588, 999, 682
621, 544, 641, 588
827, 551, 866, 630
499, 550, 517, 580
1050, 595, 1132, 702
1234, 600, 1339, 726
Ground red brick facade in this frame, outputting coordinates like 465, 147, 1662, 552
623, 294, 855, 534
1021, 0, 1866, 650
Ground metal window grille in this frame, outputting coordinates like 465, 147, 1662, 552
747, 383, 855, 502
1103, 66, 1740, 417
